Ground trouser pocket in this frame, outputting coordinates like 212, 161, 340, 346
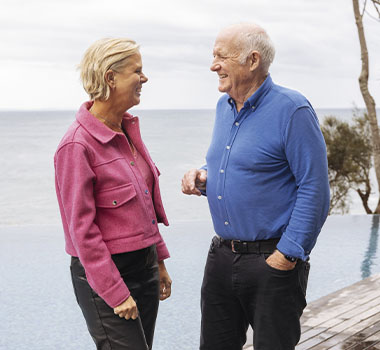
298, 260, 310, 297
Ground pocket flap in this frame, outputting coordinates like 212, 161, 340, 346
95, 183, 137, 208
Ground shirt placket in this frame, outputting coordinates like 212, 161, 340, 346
117, 128, 158, 229
217, 106, 249, 234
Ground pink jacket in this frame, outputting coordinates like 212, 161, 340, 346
54, 102, 170, 308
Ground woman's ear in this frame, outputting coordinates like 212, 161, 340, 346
105, 70, 116, 89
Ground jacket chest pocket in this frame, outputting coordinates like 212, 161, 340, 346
95, 183, 137, 208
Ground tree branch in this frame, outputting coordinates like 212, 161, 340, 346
372, 0, 380, 17
362, 0, 368, 16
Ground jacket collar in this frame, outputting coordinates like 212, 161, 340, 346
76, 101, 137, 144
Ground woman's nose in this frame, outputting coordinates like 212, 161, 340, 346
141, 73, 148, 83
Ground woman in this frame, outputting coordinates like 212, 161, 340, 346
54, 38, 172, 350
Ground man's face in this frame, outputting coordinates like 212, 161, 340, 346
210, 32, 252, 102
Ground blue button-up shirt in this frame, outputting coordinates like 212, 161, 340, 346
203, 75, 329, 261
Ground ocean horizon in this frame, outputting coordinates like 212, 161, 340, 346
1, 107, 380, 227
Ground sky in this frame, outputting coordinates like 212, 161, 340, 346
0, 0, 379, 110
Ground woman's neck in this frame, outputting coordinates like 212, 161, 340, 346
89, 100, 124, 132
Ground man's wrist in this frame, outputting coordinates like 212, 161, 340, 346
277, 249, 297, 263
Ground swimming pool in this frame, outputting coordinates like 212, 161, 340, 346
0, 215, 379, 349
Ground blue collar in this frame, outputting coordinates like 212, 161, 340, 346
227, 74, 273, 110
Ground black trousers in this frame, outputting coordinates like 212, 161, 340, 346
70, 245, 159, 350
200, 236, 310, 350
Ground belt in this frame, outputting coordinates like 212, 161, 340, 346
217, 235, 280, 254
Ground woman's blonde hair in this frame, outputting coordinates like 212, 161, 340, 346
79, 38, 140, 101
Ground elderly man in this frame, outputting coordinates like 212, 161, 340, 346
182, 23, 330, 350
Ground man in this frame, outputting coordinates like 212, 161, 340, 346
182, 23, 330, 350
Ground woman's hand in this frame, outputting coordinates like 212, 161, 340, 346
113, 295, 138, 320
158, 261, 172, 301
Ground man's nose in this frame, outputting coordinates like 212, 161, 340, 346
210, 62, 221, 72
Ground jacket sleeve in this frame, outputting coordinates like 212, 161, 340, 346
155, 233, 170, 261
276, 107, 330, 261
55, 142, 130, 307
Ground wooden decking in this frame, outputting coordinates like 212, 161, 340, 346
244, 274, 380, 350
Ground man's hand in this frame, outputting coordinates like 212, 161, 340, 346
265, 250, 297, 271
158, 261, 172, 301
181, 169, 207, 196
113, 295, 138, 320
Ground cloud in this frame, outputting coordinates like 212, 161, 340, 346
0, 0, 379, 109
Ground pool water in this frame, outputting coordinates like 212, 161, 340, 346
0, 215, 379, 349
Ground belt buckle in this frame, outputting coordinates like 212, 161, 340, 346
231, 240, 247, 253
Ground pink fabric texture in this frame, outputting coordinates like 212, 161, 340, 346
134, 148, 154, 196
54, 101, 170, 308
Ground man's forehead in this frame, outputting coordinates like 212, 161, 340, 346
213, 36, 239, 55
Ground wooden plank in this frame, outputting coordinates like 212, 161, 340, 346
298, 305, 380, 348
301, 278, 380, 328
296, 274, 380, 350
342, 325, 380, 350
307, 311, 380, 349
245, 275, 380, 350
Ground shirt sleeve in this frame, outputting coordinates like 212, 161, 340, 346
55, 142, 130, 307
199, 164, 208, 196
276, 107, 330, 261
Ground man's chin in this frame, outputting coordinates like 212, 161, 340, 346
218, 85, 229, 93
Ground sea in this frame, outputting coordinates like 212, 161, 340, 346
1, 108, 380, 349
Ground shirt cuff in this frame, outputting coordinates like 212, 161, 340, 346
276, 233, 311, 261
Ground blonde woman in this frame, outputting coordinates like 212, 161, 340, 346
54, 38, 172, 350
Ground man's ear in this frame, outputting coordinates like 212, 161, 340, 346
249, 51, 261, 71
105, 70, 116, 88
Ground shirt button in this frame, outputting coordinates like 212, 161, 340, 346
130, 161, 135, 166
145, 189, 149, 194
224, 221, 229, 225
220, 169, 224, 173
235, 122, 239, 126
112, 200, 117, 206
226, 146, 230, 150
218, 196, 222, 200
252, 106, 255, 110
152, 219, 156, 224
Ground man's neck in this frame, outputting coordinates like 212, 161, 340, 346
234, 74, 267, 112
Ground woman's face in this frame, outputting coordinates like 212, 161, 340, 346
112, 52, 148, 110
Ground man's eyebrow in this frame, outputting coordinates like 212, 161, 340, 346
213, 48, 225, 56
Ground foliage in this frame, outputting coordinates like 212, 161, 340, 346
321, 112, 373, 214
352, 0, 380, 213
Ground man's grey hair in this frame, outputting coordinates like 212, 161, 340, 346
223, 23, 276, 73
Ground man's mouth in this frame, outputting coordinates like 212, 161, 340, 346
219, 74, 228, 79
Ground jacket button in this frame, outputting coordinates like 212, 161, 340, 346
145, 189, 149, 194
152, 219, 156, 224
130, 161, 135, 166
112, 200, 117, 205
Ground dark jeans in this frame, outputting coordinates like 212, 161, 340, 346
200, 236, 310, 350
70, 245, 159, 350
